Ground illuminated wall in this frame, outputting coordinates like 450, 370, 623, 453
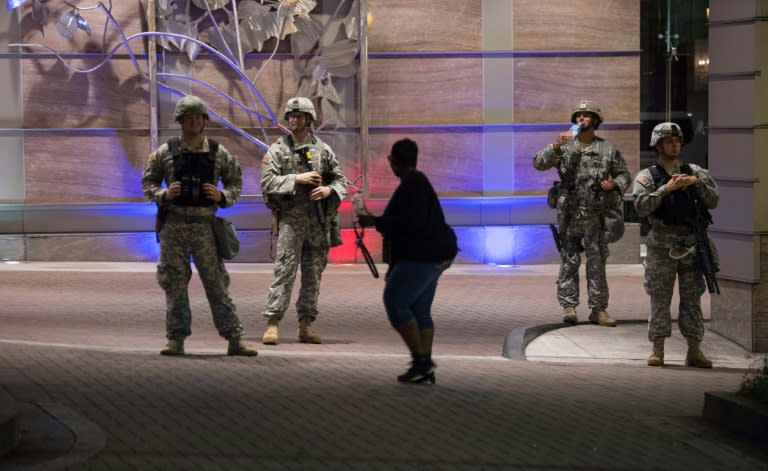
0, 0, 641, 264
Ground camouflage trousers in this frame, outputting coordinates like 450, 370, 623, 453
157, 220, 244, 340
263, 211, 328, 321
557, 212, 609, 310
644, 244, 705, 342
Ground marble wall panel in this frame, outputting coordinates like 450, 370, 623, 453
368, 58, 482, 126
24, 233, 159, 262
711, 181, 756, 234
513, 128, 640, 194
708, 24, 756, 75
710, 0, 760, 22
24, 131, 149, 202
711, 279, 755, 350
367, 0, 481, 52
234, 231, 274, 263
711, 231, 759, 283
0, 236, 24, 261
366, 129, 483, 197
513, 56, 639, 124
709, 78, 756, 128
23, 58, 149, 129
708, 129, 755, 180
513, 0, 639, 51
0, 132, 25, 201
19, 0, 147, 54
0, 57, 22, 128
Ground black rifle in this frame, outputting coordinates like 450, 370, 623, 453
549, 224, 563, 253
155, 202, 169, 242
686, 202, 720, 295
295, 146, 327, 225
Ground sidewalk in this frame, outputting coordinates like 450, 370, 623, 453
525, 323, 761, 369
0, 262, 766, 470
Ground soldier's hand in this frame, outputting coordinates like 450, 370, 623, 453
678, 175, 698, 188
164, 181, 182, 200
296, 171, 322, 186
202, 183, 222, 202
310, 186, 331, 201
553, 131, 573, 152
665, 174, 688, 191
600, 180, 616, 191
357, 214, 377, 227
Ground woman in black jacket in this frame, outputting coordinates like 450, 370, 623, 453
357, 138, 458, 384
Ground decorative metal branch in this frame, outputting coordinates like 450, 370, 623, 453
6, 0, 361, 149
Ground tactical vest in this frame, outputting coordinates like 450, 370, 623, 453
648, 163, 712, 227
168, 137, 219, 207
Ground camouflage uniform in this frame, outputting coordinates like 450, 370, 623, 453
141, 137, 245, 341
533, 137, 631, 311
261, 134, 348, 322
632, 162, 719, 341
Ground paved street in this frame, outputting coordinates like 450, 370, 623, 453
0, 263, 766, 470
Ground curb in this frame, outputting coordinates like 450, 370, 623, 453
502, 319, 649, 360
0, 387, 20, 457
702, 391, 768, 448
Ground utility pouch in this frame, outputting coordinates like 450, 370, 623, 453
547, 181, 569, 210
329, 213, 343, 247
212, 216, 240, 260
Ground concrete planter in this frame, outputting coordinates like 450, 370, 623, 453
702, 391, 768, 447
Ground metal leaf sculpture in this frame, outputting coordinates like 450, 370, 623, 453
238, 1, 281, 51
75, 13, 92, 36
6, 0, 27, 10
31, 0, 47, 27
290, 14, 322, 58
190, 0, 229, 10
55, 10, 77, 38
9, 0, 362, 146
157, 17, 202, 61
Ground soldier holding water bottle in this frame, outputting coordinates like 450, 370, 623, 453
532, 100, 631, 326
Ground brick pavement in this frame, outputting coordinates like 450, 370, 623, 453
0, 263, 767, 470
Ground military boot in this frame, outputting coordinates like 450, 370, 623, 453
685, 337, 713, 368
227, 337, 258, 357
298, 317, 322, 344
161, 339, 184, 356
262, 318, 280, 345
562, 307, 578, 324
589, 309, 617, 327
647, 337, 664, 366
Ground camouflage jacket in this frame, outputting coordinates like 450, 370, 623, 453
632, 161, 719, 248
533, 136, 631, 214
141, 136, 243, 217
260, 134, 348, 216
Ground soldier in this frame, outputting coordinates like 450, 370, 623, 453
141, 95, 257, 357
260, 97, 348, 345
632, 122, 719, 368
533, 100, 631, 326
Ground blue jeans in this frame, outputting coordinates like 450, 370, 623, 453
383, 260, 449, 329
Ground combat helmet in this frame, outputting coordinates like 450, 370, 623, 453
174, 95, 210, 122
283, 97, 317, 122
571, 99, 604, 129
649, 122, 684, 147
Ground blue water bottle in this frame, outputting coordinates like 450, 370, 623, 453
569, 123, 582, 137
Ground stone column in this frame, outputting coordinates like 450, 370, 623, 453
708, 0, 768, 352
0, 6, 25, 261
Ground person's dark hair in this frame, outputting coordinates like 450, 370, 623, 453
390, 138, 418, 168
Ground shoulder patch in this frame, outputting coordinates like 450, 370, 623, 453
635, 175, 650, 186
261, 153, 271, 165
